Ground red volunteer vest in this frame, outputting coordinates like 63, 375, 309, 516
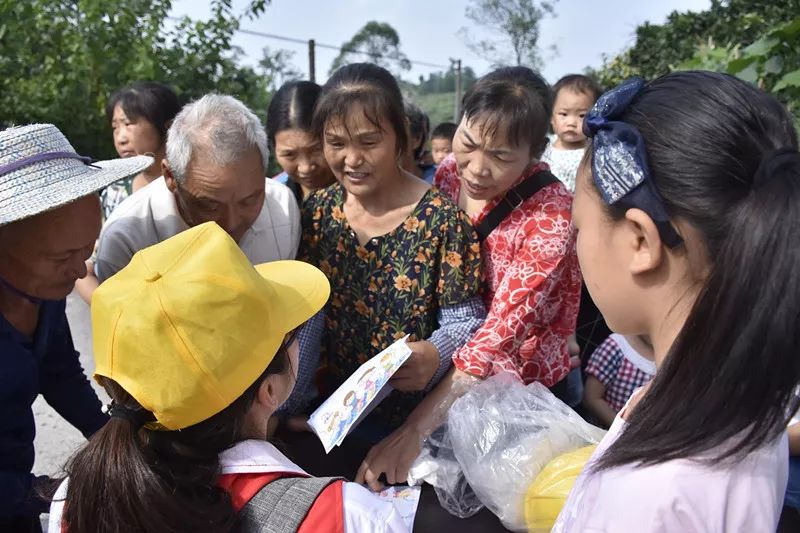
218, 472, 345, 533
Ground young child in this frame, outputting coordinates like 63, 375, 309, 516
430, 121, 457, 165
541, 74, 601, 192
554, 72, 800, 531
582, 334, 655, 427
355, 67, 582, 491
49, 223, 410, 532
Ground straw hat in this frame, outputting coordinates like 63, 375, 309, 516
0, 123, 153, 225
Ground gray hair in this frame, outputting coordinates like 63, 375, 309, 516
165, 94, 269, 183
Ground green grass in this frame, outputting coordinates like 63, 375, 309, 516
409, 91, 459, 128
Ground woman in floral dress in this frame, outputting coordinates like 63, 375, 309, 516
300, 63, 485, 442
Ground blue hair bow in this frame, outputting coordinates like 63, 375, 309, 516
583, 78, 683, 248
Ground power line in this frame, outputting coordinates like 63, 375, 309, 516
166, 16, 450, 70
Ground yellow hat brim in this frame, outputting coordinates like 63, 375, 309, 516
253, 259, 331, 334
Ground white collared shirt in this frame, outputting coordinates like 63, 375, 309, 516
95, 177, 300, 282
49, 439, 410, 533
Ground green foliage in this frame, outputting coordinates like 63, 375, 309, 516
589, 0, 800, 89
410, 92, 459, 128
329, 21, 411, 76
677, 16, 800, 127
0, 0, 296, 159
416, 67, 478, 95
460, 0, 556, 68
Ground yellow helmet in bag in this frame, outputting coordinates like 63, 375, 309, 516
524, 445, 597, 532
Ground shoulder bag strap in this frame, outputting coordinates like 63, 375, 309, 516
239, 476, 343, 533
474, 169, 559, 241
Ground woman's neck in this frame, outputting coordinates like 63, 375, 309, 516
347, 169, 418, 214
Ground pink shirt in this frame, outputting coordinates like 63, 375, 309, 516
554, 406, 789, 532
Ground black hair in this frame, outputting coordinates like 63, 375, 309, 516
59, 344, 291, 532
461, 66, 552, 158
592, 71, 800, 471
431, 122, 457, 142
106, 81, 180, 141
266, 81, 322, 152
552, 74, 601, 103
312, 63, 408, 159
404, 101, 430, 159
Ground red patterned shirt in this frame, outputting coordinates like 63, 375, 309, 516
434, 154, 581, 387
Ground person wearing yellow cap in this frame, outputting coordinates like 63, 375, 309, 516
47, 222, 410, 533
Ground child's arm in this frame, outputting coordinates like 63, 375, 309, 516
74, 259, 99, 305
583, 375, 617, 427
789, 422, 800, 456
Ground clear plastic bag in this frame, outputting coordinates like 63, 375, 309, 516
409, 373, 605, 530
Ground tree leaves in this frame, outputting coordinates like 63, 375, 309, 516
330, 21, 411, 76
460, 0, 556, 69
1, 0, 296, 158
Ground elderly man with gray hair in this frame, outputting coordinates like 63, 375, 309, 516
95, 93, 300, 282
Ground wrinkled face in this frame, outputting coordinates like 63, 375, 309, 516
431, 138, 452, 165
111, 104, 163, 159
274, 128, 335, 192
451, 116, 532, 201
550, 89, 594, 148
0, 195, 101, 300
166, 146, 266, 243
571, 160, 633, 333
323, 105, 400, 198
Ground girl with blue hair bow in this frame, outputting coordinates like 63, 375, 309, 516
555, 71, 800, 530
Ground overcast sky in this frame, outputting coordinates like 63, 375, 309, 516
171, 0, 711, 85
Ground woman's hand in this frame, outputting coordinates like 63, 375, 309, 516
389, 340, 440, 392
356, 423, 425, 492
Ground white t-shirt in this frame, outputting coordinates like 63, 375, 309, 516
541, 135, 585, 193
49, 439, 410, 533
553, 396, 789, 532
95, 177, 301, 281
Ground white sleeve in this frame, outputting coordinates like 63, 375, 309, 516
48, 478, 68, 532
341, 482, 412, 533
95, 218, 138, 282
287, 190, 301, 259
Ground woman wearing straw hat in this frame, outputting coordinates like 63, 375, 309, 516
0, 123, 152, 532
48, 222, 410, 533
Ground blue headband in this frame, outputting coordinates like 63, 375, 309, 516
583, 78, 683, 248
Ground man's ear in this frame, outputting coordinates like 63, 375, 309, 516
163, 160, 177, 192
624, 208, 664, 275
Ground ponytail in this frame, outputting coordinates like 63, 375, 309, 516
593, 71, 800, 469
59, 347, 290, 532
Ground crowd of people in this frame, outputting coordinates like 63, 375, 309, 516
1, 59, 799, 533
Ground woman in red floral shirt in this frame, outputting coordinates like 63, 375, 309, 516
357, 67, 582, 490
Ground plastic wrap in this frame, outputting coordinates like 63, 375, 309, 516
409, 373, 605, 530
525, 444, 597, 532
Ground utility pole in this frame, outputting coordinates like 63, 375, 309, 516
308, 39, 316, 82
453, 59, 462, 122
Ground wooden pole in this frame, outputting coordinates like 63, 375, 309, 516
453, 59, 462, 122
308, 39, 316, 82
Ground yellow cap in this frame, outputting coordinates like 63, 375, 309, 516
91, 222, 330, 430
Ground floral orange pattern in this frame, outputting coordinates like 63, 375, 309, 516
434, 154, 582, 387
300, 183, 482, 426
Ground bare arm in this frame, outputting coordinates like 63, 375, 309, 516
789, 422, 800, 456
356, 367, 479, 491
582, 375, 618, 428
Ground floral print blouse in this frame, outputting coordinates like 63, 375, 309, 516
300, 183, 482, 427
434, 154, 582, 387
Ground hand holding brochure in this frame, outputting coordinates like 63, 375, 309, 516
308, 336, 412, 453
